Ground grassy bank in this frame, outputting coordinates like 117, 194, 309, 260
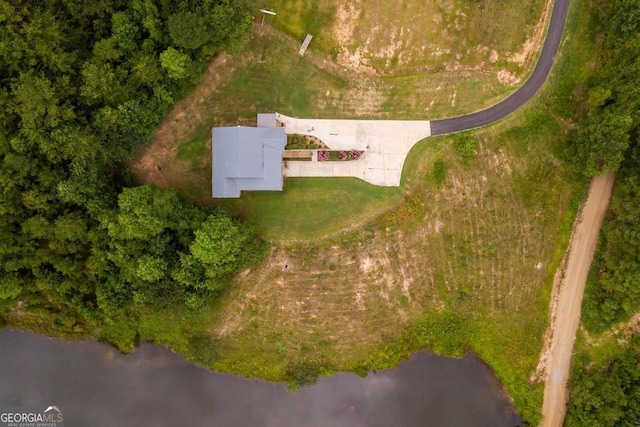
138, 104, 585, 424
216, 178, 402, 240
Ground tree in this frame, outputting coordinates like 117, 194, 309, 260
80, 62, 124, 105
167, 11, 210, 50
571, 109, 632, 176
95, 277, 131, 317
111, 12, 139, 52
130, 52, 163, 86
11, 74, 75, 163
159, 47, 192, 80
172, 253, 206, 289
107, 185, 180, 240
136, 255, 168, 282
208, 1, 252, 53
567, 339, 640, 426
605, 0, 640, 42
92, 37, 122, 62
586, 86, 612, 114
189, 214, 251, 283
0, 274, 22, 303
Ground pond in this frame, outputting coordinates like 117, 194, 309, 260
0, 329, 522, 426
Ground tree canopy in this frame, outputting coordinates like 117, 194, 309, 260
568, 0, 640, 177
0, 0, 262, 347
578, 0, 640, 331
567, 0, 640, 423
567, 337, 640, 426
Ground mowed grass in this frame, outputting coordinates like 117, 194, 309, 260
132, 0, 600, 423
198, 32, 349, 122
267, 0, 337, 51
381, 71, 511, 119
176, 136, 208, 166
216, 178, 402, 240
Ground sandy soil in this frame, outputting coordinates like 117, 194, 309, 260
129, 52, 232, 188
540, 172, 615, 427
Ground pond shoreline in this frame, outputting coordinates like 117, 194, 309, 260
0, 328, 522, 426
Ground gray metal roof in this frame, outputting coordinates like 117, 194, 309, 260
212, 126, 286, 198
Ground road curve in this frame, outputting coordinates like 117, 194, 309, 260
430, 0, 571, 136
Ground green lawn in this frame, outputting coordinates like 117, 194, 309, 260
176, 135, 208, 167
215, 178, 402, 240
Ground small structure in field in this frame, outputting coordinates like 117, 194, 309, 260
299, 34, 313, 56
212, 114, 286, 198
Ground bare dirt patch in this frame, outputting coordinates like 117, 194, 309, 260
497, 70, 521, 86
618, 312, 640, 339
326, 0, 550, 86
540, 173, 615, 427
334, 1, 375, 73
509, 0, 554, 72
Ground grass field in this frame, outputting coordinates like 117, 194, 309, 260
216, 178, 402, 240
130, 0, 553, 208
269, 0, 548, 75
130, 0, 600, 423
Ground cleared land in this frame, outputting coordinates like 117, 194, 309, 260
139, 104, 584, 422
130, 0, 600, 422
130, 0, 551, 207
270, 0, 550, 77
540, 173, 615, 427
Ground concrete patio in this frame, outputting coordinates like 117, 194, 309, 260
277, 113, 432, 187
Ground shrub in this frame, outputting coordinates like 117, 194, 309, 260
350, 150, 363, 160
285, 361, 324, 389
455, 134, 478, 160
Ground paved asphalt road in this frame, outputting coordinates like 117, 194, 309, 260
430, 0, 571, 135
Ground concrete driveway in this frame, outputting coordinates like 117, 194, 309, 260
277, 113, 431, 186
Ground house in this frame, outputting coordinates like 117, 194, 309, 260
212, 114, 286, 198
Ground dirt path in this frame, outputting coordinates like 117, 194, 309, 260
130, 52, 234, 188
540, 172, 615, 427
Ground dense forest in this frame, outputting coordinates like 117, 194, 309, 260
0, 0, 264, 347
565, 0, 640, 423
566, 337, 640, 426
574, 0, 640, 330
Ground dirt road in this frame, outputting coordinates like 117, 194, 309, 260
540, 172, 615, 427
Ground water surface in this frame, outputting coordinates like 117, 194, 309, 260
0, 329, 521, 426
